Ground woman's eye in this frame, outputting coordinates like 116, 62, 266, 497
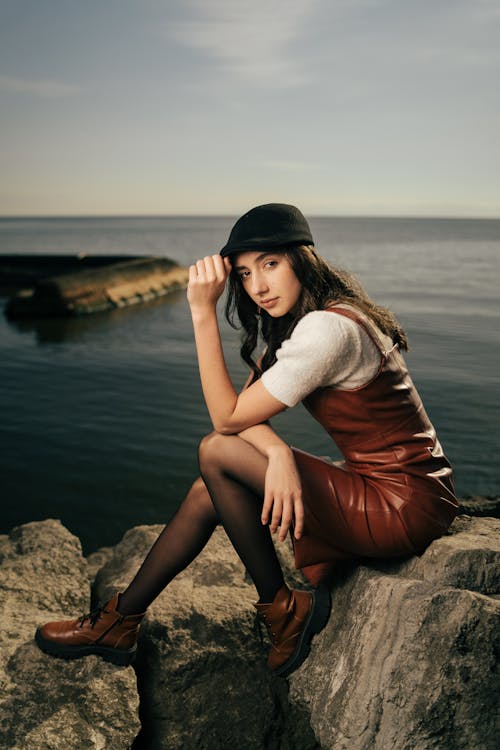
238, 271, 250, 280
265, 260, 278, 268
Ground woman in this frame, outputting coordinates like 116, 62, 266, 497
35, 203, 458, 679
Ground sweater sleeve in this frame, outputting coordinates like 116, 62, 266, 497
260, 310, 382, 407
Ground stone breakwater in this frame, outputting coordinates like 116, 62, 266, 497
1, 254, 189, 318
0, 506, 498, 750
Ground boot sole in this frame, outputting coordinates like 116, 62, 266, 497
272, 586, 331, 679
34, 628, 137, 667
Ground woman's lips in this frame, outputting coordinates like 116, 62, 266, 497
260, 297, 279, 308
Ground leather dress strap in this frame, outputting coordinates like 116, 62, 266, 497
324, 303, 397, 358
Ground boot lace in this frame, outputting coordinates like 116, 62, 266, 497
254, 613, 278, 648
79, 600, 109, 629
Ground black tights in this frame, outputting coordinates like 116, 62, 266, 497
117, 433, 285, 615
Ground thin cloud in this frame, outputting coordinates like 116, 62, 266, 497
165, 0, 318, 86
0, 75, 79, 98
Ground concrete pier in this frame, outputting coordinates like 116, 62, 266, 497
1, 254, 189, 318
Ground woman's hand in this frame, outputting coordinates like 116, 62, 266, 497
187, 254, 231, 316
261, 446, 305, 542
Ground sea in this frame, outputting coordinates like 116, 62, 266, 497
1, 216, 499, 555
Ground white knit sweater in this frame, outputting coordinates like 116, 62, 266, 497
260, 310, 394, 408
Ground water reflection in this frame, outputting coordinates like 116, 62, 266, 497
3, 289, 187, 344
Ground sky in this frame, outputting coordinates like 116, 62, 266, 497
0, 0, 499, 217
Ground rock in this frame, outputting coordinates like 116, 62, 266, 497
388, 515, 500, 593
2, 513, 498, 750
0, 519, 140, 750
93, 525, 318, 750
86, 544, 115, 581
288, 515, 500, 750
457, 495, 500, 518
93, 516, 500, 750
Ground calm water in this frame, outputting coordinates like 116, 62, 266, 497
1, 216, 499, 554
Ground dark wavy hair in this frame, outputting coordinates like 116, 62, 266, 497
224, 244, 408, 381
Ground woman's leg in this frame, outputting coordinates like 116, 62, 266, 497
198, 433, 331, 678
198, 432, 285, 603
119, 429, 284, 614
35, 473, 224, 663
118, 433, 283, 615
117, 476, 219, 615
35, 432, 327, 675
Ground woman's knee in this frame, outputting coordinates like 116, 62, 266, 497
185, 475, 219, 523
198, 431, 233, 473
189, 475, 208, 495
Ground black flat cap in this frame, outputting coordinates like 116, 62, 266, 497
220, 203, 314, 258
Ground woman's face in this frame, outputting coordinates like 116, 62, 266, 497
232, 250, 302, 317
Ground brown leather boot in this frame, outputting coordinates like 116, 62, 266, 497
254, 584, 330, 678
34, 593, 146, 666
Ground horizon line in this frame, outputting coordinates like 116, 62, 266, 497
1, 213, 499, 221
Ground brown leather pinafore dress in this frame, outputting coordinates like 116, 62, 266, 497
290, 304, 459, 587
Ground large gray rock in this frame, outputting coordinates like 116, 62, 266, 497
2, 512, 498, 750
93, 524, 318, 750
0, 519, 140, 750
93, 516, 500, 750
289, 515, 500, 750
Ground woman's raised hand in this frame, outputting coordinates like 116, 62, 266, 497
261, 446, 305, 542
187, 254, 232, 315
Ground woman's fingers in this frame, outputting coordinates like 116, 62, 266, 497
195, 257, 213, 281
270, 496, 292, 539
261, 491, 273, 525
263, 492, 305, 541
270, 497, 283, 534
188, 254, 230, 310
192, 254, 228, 281
203, 255, 217, 281
213, 253, 228, 280
293, 496, 305, 540
278, 501, 293, 542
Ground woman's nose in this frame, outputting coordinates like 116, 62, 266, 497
250, 272, 269, 296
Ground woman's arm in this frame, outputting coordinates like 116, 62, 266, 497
188, 255, 304, 540
237, 423, 304, 541
237, 358, 304, 540
188, 254, 287, 434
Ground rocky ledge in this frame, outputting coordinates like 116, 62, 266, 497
0, 507, 498, 750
